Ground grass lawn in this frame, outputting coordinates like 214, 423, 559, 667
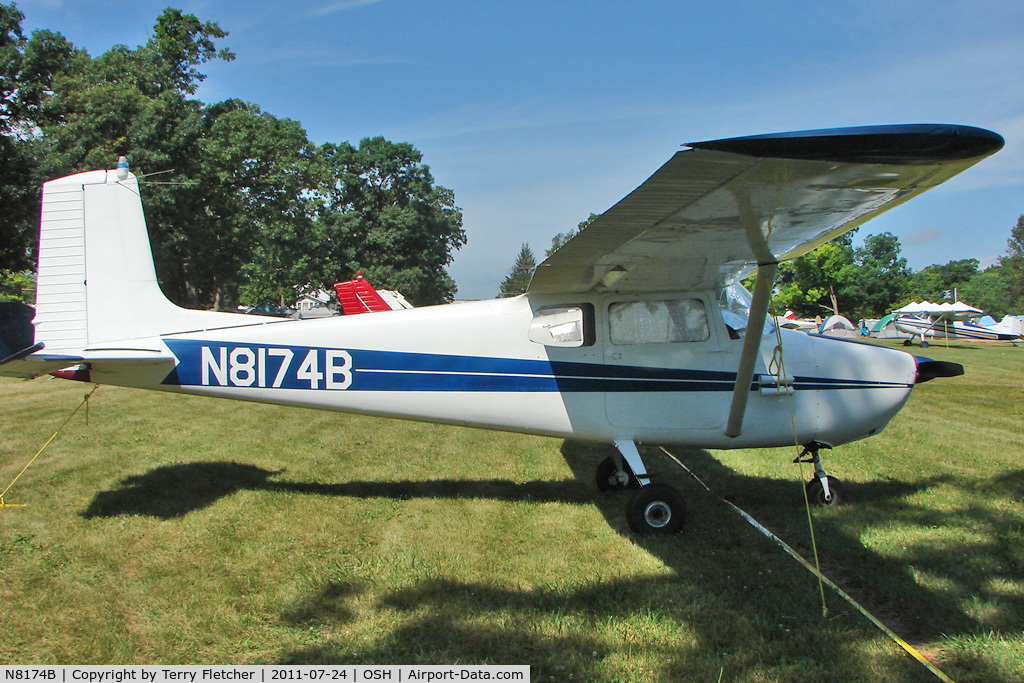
1, 341, 1022, 681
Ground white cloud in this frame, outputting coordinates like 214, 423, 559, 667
904, 229, 944, 247
307, 0, 386, 18
979, 254, 1001, 270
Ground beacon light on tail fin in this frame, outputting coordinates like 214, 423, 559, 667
1, 124, 1003, 534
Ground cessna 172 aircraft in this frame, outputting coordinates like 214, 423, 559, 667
0, 124, 1003, 533
893, 301, 1022, 346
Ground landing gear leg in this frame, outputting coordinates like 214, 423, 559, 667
612, 440, 651, 487
599, 440, 685, 534
795, 441, 843, 507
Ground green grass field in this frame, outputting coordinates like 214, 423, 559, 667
1, 341, 1022, 681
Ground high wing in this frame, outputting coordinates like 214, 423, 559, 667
529, 124, 1004, 295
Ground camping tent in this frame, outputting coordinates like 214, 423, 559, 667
870, 313, 911, 339
819, 315, 859, 338
893, 301, 983, 319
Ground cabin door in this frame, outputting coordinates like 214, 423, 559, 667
602, 295, 737, 433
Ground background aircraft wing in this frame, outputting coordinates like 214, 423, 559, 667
528, 124, 1003, 295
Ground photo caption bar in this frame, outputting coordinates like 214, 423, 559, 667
0, 667, 530, 683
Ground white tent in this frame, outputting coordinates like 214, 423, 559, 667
893, 300, 983, 320
818, 314, 859, 338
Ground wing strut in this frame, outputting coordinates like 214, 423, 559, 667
725, 262, 777, 438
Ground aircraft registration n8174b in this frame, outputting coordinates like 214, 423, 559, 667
0, 123, 1003, 533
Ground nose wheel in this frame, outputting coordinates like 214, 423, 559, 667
795, 441, 844, 506
806, 475, 844, 506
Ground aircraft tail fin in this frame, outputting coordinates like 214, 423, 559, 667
33, 166, 256, 354
334, 273, 413, 315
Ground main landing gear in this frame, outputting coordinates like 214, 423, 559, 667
597, 440, 686, 535
795, 441, 844, 507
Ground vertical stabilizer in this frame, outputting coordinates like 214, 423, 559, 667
33, 168, 265, 352
334, 273, 414, 315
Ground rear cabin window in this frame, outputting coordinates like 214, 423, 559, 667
529, 305, 595, 347
609, 299, 710, 345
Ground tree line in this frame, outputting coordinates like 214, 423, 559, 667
774, 222, 1024, 320
501, 218, 1024, 320
0, 5, 465, 309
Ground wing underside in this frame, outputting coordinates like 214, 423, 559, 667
529, 124, 1004, 295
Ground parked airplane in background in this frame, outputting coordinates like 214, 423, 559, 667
0, 124, 1003, 533
893, 301, 1021, 346
776, 311, 819, 333
978, 314, 1023, 341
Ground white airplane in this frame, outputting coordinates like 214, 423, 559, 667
978, 314, 1023, 341
893, 301, 1020, 346
0, 124, 1003, 534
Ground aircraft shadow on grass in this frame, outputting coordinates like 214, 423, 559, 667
78, 462, 593, 520
80, 448, 1022, 680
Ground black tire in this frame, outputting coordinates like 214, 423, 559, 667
626, 483, 685, 534
902, 339, 913, 346
595, 456, 636, 492
921, 341, 930, 348
806, 476, 843, 507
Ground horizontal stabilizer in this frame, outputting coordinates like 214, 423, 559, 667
0, 342, 45, 366
0, 346, 175, 380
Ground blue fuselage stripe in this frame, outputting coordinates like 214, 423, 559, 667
160, 340, 908, 393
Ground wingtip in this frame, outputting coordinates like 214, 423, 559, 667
688, 124, 1004, 164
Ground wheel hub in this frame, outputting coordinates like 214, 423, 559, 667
644, 501, 672, 528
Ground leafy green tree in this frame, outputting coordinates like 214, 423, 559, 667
0, 269, 34, 303
36, 8, 233, 176
0, 3, 76, 271
844, 232, 912, 318
2, 8, 466, 312
1000, 214, 1024, 312
190, 100, 319, 308
313, 137, 465, 305
499, 243, 536, 297
547, 213, 599, 257
910, 258, 979, 302
206, 102, 315, 305
773, 233, 856, 317
26, 8, 238, 307
960, 266, 1015, 318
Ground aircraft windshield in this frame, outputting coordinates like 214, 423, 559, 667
717, 282, 774, 337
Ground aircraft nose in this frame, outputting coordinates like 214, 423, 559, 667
914, 356, 964, 384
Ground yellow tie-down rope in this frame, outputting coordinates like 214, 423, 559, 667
763, 320, 954, 680
0, 385, 99, 509
660, 445, 956, 682
765, 326, 830, 619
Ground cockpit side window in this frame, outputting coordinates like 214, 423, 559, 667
529, 304, 595, 347
608, 298, 710, 345
717, 282, 774, 339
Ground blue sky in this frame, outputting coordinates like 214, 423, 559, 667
16, 0, 1024, 299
